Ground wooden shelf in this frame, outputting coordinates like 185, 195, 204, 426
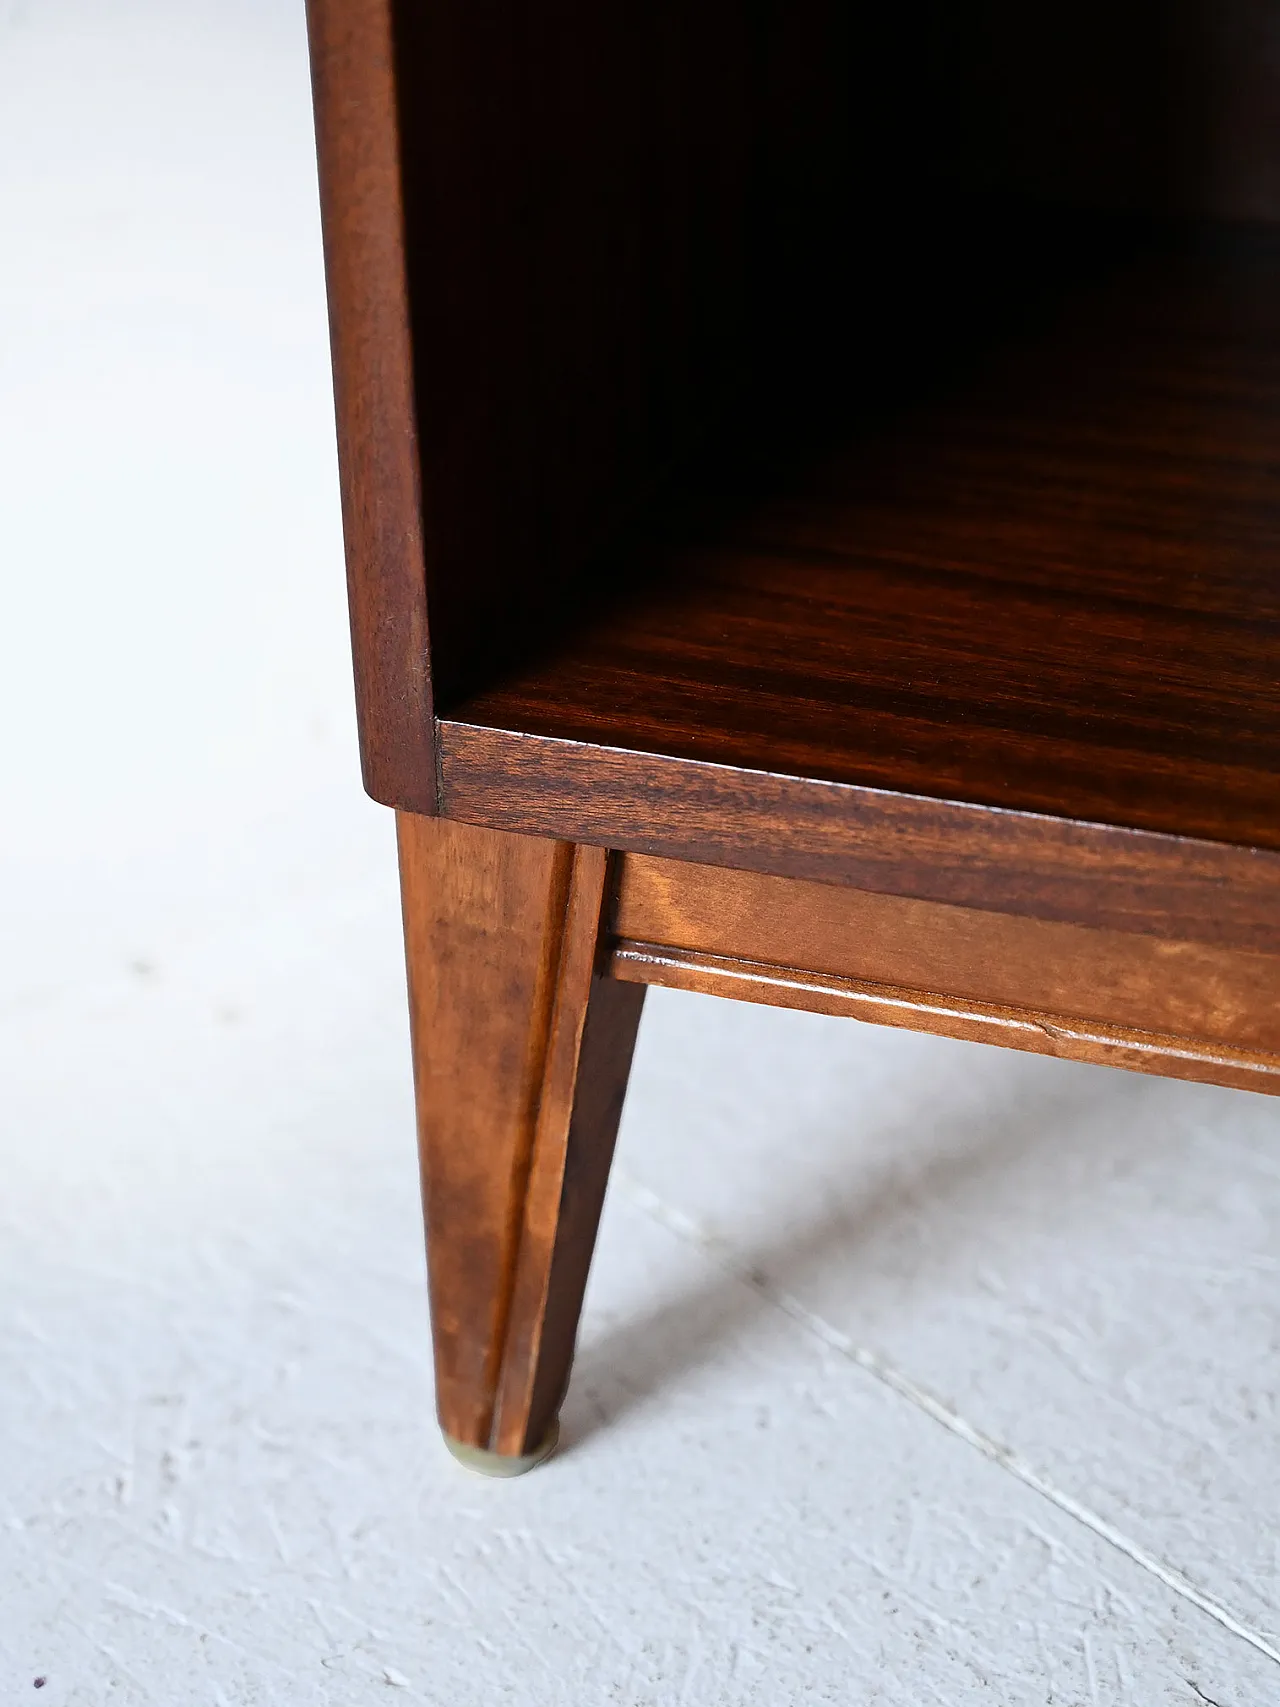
441, 225, 1280, 866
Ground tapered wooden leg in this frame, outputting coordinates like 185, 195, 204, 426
396, 811, 645, 1471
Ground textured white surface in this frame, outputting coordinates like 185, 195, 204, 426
2, 3, 1278, 1703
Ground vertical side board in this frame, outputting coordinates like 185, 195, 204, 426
308, 0, 861, 765
306, 0, 437, 811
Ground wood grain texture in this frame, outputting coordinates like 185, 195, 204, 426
610, 943, 1280, 1097
308, 9, 1280, 815
440, 725, 1280, 956
613, 855, 1280, 1056
306, 0, 435, 812
443, 232, 1280, 873
392, 0, 853, 710
397, 812, 643, 1457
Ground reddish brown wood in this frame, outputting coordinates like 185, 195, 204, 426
306, 0, 435, 811
307, 0, 857, 801
308, 9, 1280, 817
613, 856, 1280, 1055
609, 853, 1280, 1092
389, 1, 857, 712
441, 235, 1280, 870
440, 725, 1280, 956
611, 942, 1280, 1097
310, 11, 1280, 1474
397, 812, 644, 1458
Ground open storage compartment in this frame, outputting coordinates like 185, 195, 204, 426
440, 219, 1280, 855
313, 0, 1280, 864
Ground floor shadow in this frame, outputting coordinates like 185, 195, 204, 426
562, 1054, 1180, 1452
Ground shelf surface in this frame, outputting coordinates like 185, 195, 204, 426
443, 226, 1280, 856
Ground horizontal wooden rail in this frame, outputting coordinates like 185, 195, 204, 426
610, 941, 1280, 1096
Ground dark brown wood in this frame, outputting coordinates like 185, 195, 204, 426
306, 0, 435, 812
397, 812, 644, 1458
311, 9, 1280, 1472
441, 235, 1280, 877
610, 853, 1280, 1091
441, 725, 1280, 956
390, 1, 857, 713
912, 1, 1280, 222
308, 8, 1280, 816
307, 1, 858, 805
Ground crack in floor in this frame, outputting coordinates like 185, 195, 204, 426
617, 1170, 1280, 1672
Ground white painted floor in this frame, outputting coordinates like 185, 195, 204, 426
2, 4, 1278, 1702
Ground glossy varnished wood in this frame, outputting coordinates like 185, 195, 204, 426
397, 813, 643, 1457
306, 0, 435, 811
441, 726, 1280, 956
443, 234, 1280, 871
307, 0, 857, 804
609, 855, 1280, 1095
308, 9, 1280, 1479
386, 2, 855, 713
308, 6, 1280, 823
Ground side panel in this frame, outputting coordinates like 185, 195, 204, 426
307, 0, 437, 810
391, 0, 852, 710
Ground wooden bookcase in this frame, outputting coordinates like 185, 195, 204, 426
306, 1, 1280, 1472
